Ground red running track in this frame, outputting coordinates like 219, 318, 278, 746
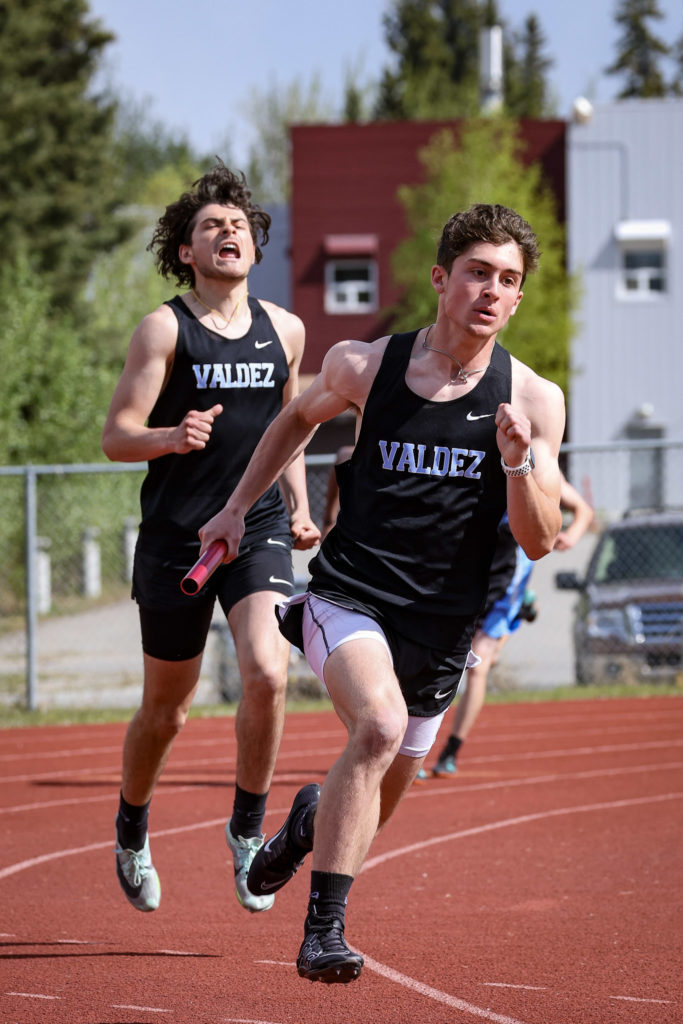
1, 695, 682, 1024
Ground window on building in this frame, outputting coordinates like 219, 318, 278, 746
323, 234, 379, 315
325, 260, 377, 313
615, 220, 670, 299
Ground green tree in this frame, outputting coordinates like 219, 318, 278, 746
606, 0, 670, 98
390, 118, 575, 393
0, 0, 132, 305
506, 15, 556, 118
374, 0, 554, 120
240, 76, 336, 204
342, 59, 377, 123
375, 0, 482, 119
113, 96, 206, 195
669, 33, 683, 94
0, 253, 115, 465
86, 163, 205, 374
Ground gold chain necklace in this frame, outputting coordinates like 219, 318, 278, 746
191, 287, 249, 330
422, 324, 490, 385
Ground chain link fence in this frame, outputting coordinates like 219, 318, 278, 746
0, 456, 333, 712
1, 440, 681, 711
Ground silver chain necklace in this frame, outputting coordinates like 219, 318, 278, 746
421, 324, 490, 385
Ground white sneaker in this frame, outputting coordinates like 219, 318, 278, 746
115, 830, 161, 912
225, 823, 275, 913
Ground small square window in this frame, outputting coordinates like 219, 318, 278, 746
619, 246, 666, 295
325, 259, 378, 314
615, 221, 669, 300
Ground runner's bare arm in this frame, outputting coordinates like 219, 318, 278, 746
101, 304, 223, 462
198, 339, 382, 559
268, 304, 320, 549
500, 364, 566, 559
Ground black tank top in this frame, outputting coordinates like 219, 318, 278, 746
139, 295, 290, 544
309, 330, 511, 648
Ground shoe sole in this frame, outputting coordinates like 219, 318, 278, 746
235, 886, 273, 913
298, 961, 363, 984
248, 783, 320, 896
115, 860, 161, 912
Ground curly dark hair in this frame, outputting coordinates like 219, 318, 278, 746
147, 161, 271, 287
436, 204, 540, 284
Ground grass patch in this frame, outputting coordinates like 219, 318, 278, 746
0, 683, 681, 730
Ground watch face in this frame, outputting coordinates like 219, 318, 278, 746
529, 447, 535, 468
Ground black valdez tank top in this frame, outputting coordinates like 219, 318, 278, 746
139, 295, 290, 544
309, 330, 511, 649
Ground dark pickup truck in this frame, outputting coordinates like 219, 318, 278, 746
556, 510, 683, 685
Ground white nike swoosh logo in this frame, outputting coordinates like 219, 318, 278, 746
269, 576, 292, 586
260, 879, 283, 892
434, 688, 453, 700
267, 538, 287, 547
255, 340, 273, 349
466, 411, 495, 421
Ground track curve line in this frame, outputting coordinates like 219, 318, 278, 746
361, 791, 683, 873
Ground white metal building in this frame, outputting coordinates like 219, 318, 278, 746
566, 98, 683, 515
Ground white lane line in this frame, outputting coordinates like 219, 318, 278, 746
0, 744, 341, 785
112, 1005, 170, 1013
358, 792, 681, 1019
8, 756, 674, 819
361, 791, 683, 873
156, 949, 203, 957
6, 992, 59, 1000
483, 983, 547, 991
0, 729, 344, 765
610, 995, 672, 1004
406, 760, 683, 801
3, 734, 681, 790
2, 771, 681, 880
459, 738, 683, 766
0, 784, 206, 816
222, 1018, 287, 1023
361, 954, 532, 1024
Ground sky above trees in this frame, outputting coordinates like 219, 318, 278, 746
88, 0, 682, 167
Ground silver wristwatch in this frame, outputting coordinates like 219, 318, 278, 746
500, 448, 535, 477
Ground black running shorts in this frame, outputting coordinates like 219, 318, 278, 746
133, 532, 294, 662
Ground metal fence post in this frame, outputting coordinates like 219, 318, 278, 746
123, 516, 138, 581
36, 537, 52, 614
82, 526, 102, 598
24, 466, 38, 710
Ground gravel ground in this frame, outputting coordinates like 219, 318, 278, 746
0, 538, 594, 711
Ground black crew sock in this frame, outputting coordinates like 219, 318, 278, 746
117, 792, 151, 851
229, 784, 268, 841
307, 870, 354, 927
439, 735, 464, 761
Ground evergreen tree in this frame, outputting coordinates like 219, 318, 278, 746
374, 0, 554, 120
390, 118, 575, 393
670, 33, 683, 95
606, 0, 670, 98
375, 0, 482, 119
0, 0, 132, 304
506, 15, 556, 118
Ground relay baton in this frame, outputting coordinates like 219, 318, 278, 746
180, 540, 228, 595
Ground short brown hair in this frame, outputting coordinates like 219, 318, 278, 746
437, 203, 540, 282
148, 160, 271, 287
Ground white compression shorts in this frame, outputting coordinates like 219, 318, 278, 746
301, 593, 451, 758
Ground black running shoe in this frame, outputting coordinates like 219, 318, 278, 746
247, 783, 320, 897
297, 916, 364, 983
